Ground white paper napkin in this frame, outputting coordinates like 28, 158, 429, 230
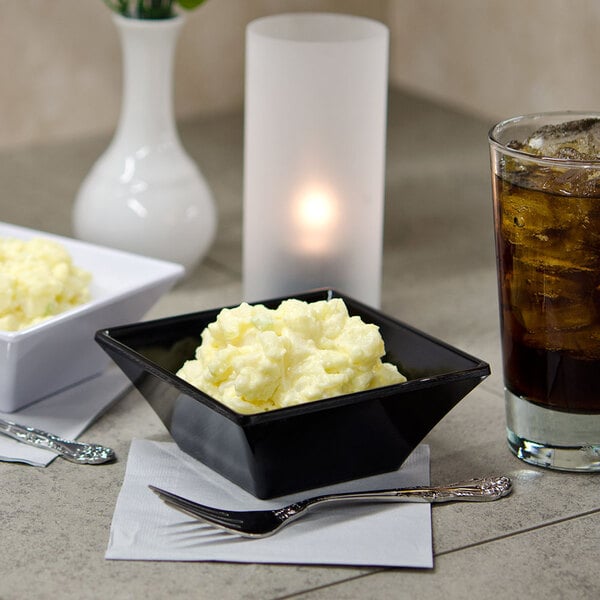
0, 368, 131, 466
106, 440, 433, 568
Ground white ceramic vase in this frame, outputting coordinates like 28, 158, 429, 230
73, 14, 217, 274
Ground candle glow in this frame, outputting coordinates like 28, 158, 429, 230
293, 188, 338, 253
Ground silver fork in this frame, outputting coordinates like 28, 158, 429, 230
149, 475, 512, 538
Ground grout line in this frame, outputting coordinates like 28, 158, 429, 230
270, 507, 600, 599
272, 570, 387, 600
435, 506, 600, 558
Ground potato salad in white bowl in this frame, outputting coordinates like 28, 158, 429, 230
0, 222, 184, 412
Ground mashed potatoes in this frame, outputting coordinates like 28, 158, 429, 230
177, 298, 406, 414
0, 237, 91, 331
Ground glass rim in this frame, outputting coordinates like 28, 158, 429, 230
488, 111, 600, 168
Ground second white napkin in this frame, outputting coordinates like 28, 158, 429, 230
0, 368, 131, 466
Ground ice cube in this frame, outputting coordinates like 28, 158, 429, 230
523, 323, 600, 359
509, 254, 597, 333
509, 118, 600, 160
499, 185, 600, 268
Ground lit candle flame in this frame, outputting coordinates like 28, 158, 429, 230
293, 188, 338, 253
296, 191, 336, 229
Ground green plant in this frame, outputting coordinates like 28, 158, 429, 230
104, 0, 207, 19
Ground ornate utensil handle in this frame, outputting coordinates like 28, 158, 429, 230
306, 476, 513, 508
0, 418, 115, 464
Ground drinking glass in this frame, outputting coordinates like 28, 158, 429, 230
489, 112, 600, 471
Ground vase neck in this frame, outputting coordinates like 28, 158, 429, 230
113, 15, 185, 147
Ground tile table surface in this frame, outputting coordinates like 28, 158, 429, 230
0, 89, 598, 600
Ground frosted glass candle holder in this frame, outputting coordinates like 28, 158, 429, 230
243, 13, 389, 307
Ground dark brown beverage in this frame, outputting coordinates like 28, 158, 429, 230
490, 113, 600, 471
493, 176, 600, 414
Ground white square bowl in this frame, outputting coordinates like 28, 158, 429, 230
0, 222, 184, 412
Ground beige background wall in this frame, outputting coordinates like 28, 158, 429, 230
1, 0, 598, 149
388, 0, 600, 122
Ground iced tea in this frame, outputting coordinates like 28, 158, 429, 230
494, 176, 600, 413
490, 113, 600, 471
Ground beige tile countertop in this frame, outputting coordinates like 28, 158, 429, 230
0, 89, 598, 599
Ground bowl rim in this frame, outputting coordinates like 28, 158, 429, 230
0, 221, 184, 342
95, 289, 491, 426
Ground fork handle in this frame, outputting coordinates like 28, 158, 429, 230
306, 476, 512, 507
0, 418, 115, 464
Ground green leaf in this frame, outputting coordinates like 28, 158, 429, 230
177, 0, 207, 10
102, 0, 207, 18
134, 0, 174, 19
103, 0, 130, 16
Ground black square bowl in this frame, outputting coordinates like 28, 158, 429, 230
96, 289, 490, 499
